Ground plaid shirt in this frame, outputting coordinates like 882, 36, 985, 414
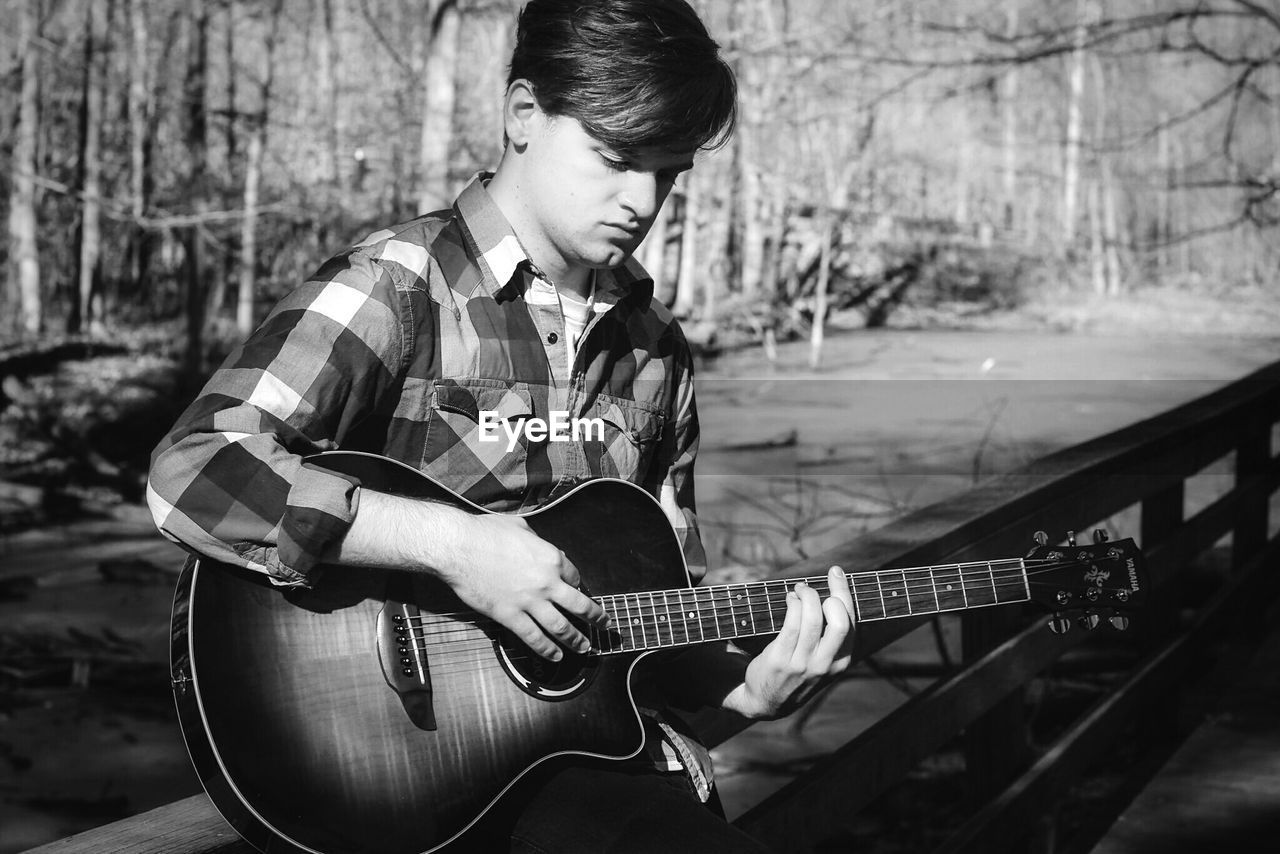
148, 173, 704, 586
147, 173, 713, 795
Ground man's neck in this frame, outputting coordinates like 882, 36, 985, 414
485, 167, 591, 298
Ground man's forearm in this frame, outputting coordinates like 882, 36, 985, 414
325, 488, 475, 576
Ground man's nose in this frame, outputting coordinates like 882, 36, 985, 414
618, 173, 660, 222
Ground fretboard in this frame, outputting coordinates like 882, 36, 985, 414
589, 559, 1028, 654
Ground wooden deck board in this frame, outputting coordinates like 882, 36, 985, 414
19, 795, 253, 854
1090, 615, 1280, 854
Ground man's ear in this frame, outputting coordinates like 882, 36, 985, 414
502, 79, 541, 148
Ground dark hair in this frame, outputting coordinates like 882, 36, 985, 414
508, 0, 737, 154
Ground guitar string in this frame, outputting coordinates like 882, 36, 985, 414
393, 558, 1094, 629
394, 559, 1113, 645
393, 570, 1127, 667
401, 575, 1109, 673
391, 580, 1039, 668
395, 572, 1036, 651
410, 577, 1061, 673
377, 557, 1125, 664
392, 562, 1121, 657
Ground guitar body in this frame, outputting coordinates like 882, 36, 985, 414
171, 451, 691, 854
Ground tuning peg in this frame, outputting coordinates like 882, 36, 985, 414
1034, 531, 1049, 546
1078, 612, 1101, 631
1066, 530, 1077, 547
1108, 614, 1130, 631
1047, 613, 1072, 634
1093, 529, 1109, 544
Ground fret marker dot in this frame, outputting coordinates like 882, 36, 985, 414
946, 584, 953, 590
659, 615, 667, 622
740, 620, 747, 627
632, 618, 640, 625
891, 591, 898, 596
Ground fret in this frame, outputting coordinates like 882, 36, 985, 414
745, 585, 759, 635
764, 581, 781, 632
991, 559, 1027, 604
611, 599, 632, 650
870, 572, 888, 620
671, 589, 692, 646
880, 570, 911, 617
629, 594, 651, 649
905, 568, 936, 615
956, 562, 994, 607
728, 586, 748, 637
722, 586, 736, 638
594, 597, 610, 652
696, 586, 722, 640
986, 563, 1000, 604
932, 564, 967, 611
927, 569, 942, 613
646, 592, 665, 646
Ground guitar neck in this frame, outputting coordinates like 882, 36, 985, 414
591, 559, 1029, 654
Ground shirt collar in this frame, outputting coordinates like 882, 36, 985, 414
453, 172, 654, 306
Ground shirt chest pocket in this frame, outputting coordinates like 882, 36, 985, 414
422, 379, 534, 504
586, 395, 665, 485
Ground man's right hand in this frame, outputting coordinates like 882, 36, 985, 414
436, 512, 608, 662
328, 488, 608, 663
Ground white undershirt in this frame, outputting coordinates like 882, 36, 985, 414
559, 283, 594, 359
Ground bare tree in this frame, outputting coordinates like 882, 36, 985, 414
417, 0, 461, 213
6, 0, 43, 339
183, 0, 211, 377
71, 0, 112, 334
237, 0, 288, 336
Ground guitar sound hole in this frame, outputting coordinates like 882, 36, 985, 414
495, 633, 596, 700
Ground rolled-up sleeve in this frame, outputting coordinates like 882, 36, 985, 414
656, 332, 706, 584
147, 249, 412, 586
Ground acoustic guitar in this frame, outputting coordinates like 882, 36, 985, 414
170, 450, 1147, 854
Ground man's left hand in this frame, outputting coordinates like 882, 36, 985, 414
723, 565, 856, 720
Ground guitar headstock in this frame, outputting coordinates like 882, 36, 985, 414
1024, 530, 1147, 633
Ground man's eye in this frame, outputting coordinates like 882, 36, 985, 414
601, 155, 630, 172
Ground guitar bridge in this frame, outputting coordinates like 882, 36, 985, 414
377, 601, 437, 731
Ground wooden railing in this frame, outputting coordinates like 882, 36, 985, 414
723, 360, 1280, 853
26, 361, 1280, 854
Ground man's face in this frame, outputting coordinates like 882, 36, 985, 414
521, 113, 695, 276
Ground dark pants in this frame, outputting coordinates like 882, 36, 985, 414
449, 761, 774, 854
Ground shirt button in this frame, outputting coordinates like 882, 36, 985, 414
547, 332, 559, 344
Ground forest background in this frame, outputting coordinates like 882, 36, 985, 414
2, 1, 1280, 849
4, 0, 1280, 354
4, 0, 1280, 503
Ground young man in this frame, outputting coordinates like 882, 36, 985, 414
148, 1, 855, 850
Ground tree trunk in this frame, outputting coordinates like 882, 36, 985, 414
1061, 0, 1089, 252
1088, 179, 1106, 295
184, 0, 210, 378
73, 0, 110, 334
674, 180, 700, 318
6, 0, 42, 339
224, 1, 237, 163
1092, 52, 1121, 296
641, 195, 673, 306
1001, 0, 1019, 232
237, 0, 286, 336
126, 0, 153, 293
1157, 111, 1171, 273
417, 0, 461, 214
319, 0, 341, 183
808, 216, 833, 370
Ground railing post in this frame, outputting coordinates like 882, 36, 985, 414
1140, 479, 1184, 645
1234, 415, 1271, 572
961, 608, 1030, 799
